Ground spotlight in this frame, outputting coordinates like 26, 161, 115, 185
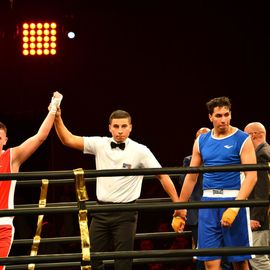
67, 31, 75, 39
21, 21, 57, 56
63, 13, 77, 40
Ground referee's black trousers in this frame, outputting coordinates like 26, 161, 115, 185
90, 209, 138, 270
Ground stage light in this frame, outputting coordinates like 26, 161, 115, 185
67, 31, 75, 39
63, 13, 77, 40
21, 21, 57, 56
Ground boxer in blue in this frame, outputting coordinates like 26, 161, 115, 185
172, 96, 257, 270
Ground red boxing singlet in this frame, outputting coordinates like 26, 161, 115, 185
0, 149, 15, 270
0, 149, 16, 225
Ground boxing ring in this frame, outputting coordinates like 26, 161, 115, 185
0, 164, 269, 269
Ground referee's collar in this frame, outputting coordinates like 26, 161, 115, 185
111, 138, 129, 145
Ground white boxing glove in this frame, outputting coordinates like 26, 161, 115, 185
50, 92, 63, 114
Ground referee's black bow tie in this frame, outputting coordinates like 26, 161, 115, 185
111, 141, 125, 150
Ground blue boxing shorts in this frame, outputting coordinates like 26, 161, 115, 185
197, 195, 253, 263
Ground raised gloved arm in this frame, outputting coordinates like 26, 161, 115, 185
50, 91, 63, 114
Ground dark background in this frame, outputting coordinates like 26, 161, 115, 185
1, 0, 269, 172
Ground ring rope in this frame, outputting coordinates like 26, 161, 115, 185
14, 199, 269, 209
12, 231, 191, 246
5, 257, 194, 269
2, 246, 270, 267
14, 176, 157, 186
0, 163, 269, 180
1, 200, 268, 217
15, 197, 172, 208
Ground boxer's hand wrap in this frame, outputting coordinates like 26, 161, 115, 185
50, 93, 63, 114
171, 216, 185, 232
221, 207, 240, 226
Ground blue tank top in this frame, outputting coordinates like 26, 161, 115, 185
199, 129, 249, 190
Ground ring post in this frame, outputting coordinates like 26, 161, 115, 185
73, 168, 91, 270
